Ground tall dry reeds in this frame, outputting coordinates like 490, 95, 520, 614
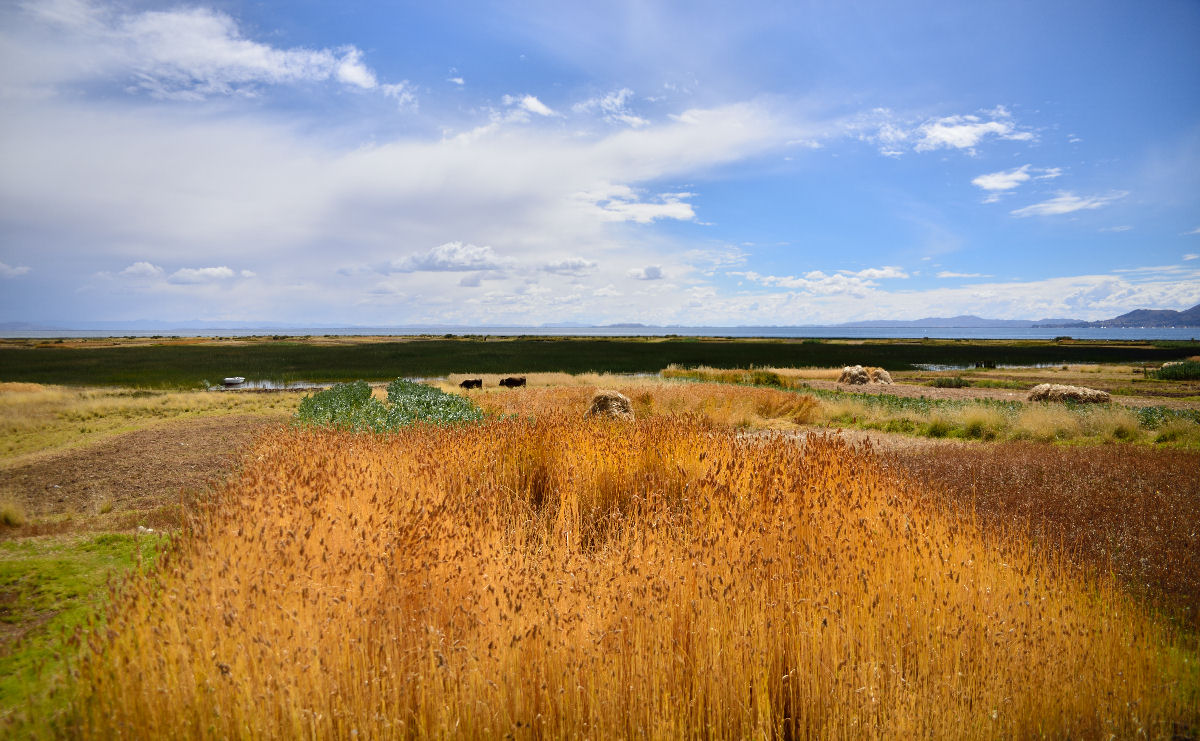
71, 418, 1195, 738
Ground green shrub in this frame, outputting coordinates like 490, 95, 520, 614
929, 377, 970, 388
296, 379, 484, 432
1153, 360, 1200, 380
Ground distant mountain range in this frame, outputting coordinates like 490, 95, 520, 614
835, 315, 1081, 328
4, 304, 1199, 331
1055, 303, 1200, 328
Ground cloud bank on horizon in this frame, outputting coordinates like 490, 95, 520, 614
1, 0, 1198, 325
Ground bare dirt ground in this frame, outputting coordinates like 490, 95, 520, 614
0, 415, 281, 536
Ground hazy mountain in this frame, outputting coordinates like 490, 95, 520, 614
835, 315, 1083, 328
1075, 303, 1200, 328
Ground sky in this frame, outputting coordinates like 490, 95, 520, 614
1, 0, 1199, 326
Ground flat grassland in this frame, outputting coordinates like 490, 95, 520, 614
2, 348, 1199, 737
1, 334, 1196, 387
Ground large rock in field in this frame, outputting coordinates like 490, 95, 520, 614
1027, 383, 1111, 403
838, 365, 871, 385
585, 390, 634, 420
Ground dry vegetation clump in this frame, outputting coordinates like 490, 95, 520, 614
477, 383, 820, 429
71, 419, 1196, 738
887, 443, 1200, 623
1027, 383, 1111, 403
583, 389, 634, 420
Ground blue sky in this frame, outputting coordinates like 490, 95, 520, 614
1, 0, 1198, 325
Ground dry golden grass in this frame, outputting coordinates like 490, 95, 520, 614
472, 382, 820, 429
70, 418, 1196, 738
0, 385, 298, 464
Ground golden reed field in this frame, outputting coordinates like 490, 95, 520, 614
71, 415, 1196, 739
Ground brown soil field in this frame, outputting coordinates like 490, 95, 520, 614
0, 415, 281, 537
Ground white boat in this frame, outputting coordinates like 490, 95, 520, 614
222, 377, 245, 386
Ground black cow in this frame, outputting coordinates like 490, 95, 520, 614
459, 378, 483, 389
498, 376, 527, 388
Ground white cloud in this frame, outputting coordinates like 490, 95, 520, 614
1010, 191, 1128, 217
448, 77, 464, 86
852, 106, 1034, 157
848, 266, 908, 280
1185, 227, 1200, 236
503, 94, 557, 117
936, 271, 991, 279
0, 261, 31, 278
628, 265, 664, 280
119, 261, 163, 278
733, 266, 908, 297
573, 88, 648, 128
543, 257, 598, 276
972, 165, 1063, 201
166, 266, 235, 284
8, 1, 406, 102
972, 165, 1032, 191
386, 242, 514, 272
578, 185, 695, 223
915, 107, 1034, 154
592, 284, 621, 297
1099, 225, 1132, 233
1184, 253, 1198, 261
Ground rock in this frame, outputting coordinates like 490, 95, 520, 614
1027, 383, 1111, 403
585, 390, 634, 420
837, 365, 871, 385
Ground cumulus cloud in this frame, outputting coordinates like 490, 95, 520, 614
0, 261, 31, 278
167, 266, 235, 284
1010, 191, 1128, 217
119, 261, 163, 278
732, 266, 908, 297
386, 242, 514, 272
573, 88, 648, 127
542, 257, 598, 276
9, 1, 407, 101
853, 106, 1034, 157
628, 265, 664, 280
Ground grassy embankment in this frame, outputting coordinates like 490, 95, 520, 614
64, 416, 1199, 737
2, 336, 1196, 388
655, 366, 1200, 446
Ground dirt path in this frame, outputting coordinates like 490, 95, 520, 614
0, 415, 280, 535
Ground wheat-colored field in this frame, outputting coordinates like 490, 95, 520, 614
71, 417, 1196, 738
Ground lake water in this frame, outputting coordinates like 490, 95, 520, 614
5, 326, 1198, 341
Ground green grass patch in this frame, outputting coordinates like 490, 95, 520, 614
0, 532, 165, 736
2, 338, 1196, 388
929, 377, 970, 388
295, 379, 485, 432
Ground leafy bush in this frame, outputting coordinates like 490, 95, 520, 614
929, 376, 970, 388
296, 379, 484, 432
1153, 360, 1200, 380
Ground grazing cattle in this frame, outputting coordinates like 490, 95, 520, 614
499, 376, 527, 388
459, 378, 483, 389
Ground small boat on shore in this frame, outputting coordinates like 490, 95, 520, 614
222, 377, 245, 386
